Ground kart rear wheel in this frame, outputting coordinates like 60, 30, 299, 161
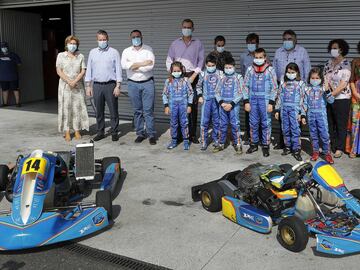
350, 189, 360, 201
101, 157, 120, 175
96, 190, 113, 220
277, 216, 308, 252
200, 183, 223, 212
0, 164, 9, 191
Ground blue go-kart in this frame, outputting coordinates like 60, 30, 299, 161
192, 161, 360, 255
0, 142, 121, 251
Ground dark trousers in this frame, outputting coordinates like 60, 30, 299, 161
244, 111, 250, 139
327, 99, 351, 152
188, 76, 199, 140
93, 82, 119, 135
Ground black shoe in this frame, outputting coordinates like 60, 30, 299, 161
16, 103, 21, 107
293, 150, 303, 161
93, 133, 105, 141
149, 137, 157, 145
0, 103, 8, 107
246, 144, 258, 154
281, 147, 291, 156
112, 133, 119, 141
274, 143, 285, 150
262, 146, 270, 157
135, 136, 146, 143
190, 137, 200, 144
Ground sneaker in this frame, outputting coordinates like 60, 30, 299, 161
246, 144, 258, 154
274, 143, 285, 150
234, 144, 243, 155
149, 137, 157, 145
281, 147, 291, 156
16, 103, 21, 107
112, 133, 119, 141
135, 136, 146, 143
212, 141, 220, 148
93, 133, 105, 142
311, 151, 320, 161
262, 145, 270, 157
325, 153, 334, 164
293, 150, 303, 161
183, 139, 190, 150
200, 143, 208, 151
167, 139, 178, 149
212, 144, 224, 153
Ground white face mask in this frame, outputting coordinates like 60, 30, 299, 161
253, 58, 265, 66
216, 46, 225, 53
331, 49, 340, 58
67, 44, 77, 53
286, 72, 297, 80
1, 47, 8, 54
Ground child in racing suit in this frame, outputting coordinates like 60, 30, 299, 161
243, 48, 278, 157
275, 62, 306, 161
196, 54, 222, 151
304, 67, 335, 163
213, 57, 245, 154
162, 61, 193, 150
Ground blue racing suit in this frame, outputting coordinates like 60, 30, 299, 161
243, 64, 278, 146
196, 70, 222, 145
162, 77, 194, 140
215, 72, 245, 145
276, 80, 306, 151
304, 85, 334, 154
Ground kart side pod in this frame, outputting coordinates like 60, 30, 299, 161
222, 196, 272, 234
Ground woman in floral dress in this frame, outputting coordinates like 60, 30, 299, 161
56, 35, 89, 141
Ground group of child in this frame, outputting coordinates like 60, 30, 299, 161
162, 48, 335, 163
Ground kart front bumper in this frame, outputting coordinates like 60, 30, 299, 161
316, 230, 360, 255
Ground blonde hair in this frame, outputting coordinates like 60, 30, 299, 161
64, 35, 80, 51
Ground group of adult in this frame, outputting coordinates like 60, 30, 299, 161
21, 18, 360, 158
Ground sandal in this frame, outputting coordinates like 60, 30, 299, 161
349, 152, 356, 158
333, 150, 343, 158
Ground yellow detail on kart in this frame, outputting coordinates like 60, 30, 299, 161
317, 164, 344, 188
222, 197, 237, 222
271, 189, 298, 199
21, 158, 47, 176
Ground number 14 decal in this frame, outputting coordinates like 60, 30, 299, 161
21, 158, 46, 175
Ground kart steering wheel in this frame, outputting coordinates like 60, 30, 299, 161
282, 160, 313, 185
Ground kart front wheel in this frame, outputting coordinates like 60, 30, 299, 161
0, 164, 9, 191
200, 183, 223, 212
350, 189, 360, 201
96, 190, 113, 220
277, 216, 308, 252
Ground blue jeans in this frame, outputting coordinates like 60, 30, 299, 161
127, 80, 156, 138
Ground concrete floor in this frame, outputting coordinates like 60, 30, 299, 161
0, 103, 359, 270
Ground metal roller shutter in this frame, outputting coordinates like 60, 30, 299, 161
73, 0, 360, 127
0, 0, 69, 8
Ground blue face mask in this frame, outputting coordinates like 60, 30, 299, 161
67, 44, 77, 53
247, 43, 257, 52
224, 67, 235, 75
172, 71, 182, 78
253, 58, 265, 66
132, 37, 142, 47
182, 28, 192, 37
310, 79, 322, 87
98, 40, 108, 49
286, 72, 297, 80
283, 40, 294, 50
216, 46, 225, 53
206, 66, 216, 73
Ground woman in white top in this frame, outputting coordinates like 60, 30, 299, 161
323, 39, 351, 158
56, 35, 89, 141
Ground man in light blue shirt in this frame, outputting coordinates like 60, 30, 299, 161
272, 29, 311, 149
85, 30, 122, 142
273, 30, 311, 82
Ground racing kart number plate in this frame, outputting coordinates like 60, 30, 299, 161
21, 158, 47, 175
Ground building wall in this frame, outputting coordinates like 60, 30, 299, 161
72, 0, 360, 124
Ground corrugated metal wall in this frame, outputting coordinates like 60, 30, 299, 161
0, 9, 44, 103
73, 0, 360, 125
0, 0, 68, 8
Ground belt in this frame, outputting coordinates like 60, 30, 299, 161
127, 77, 154, 83
94, 80, 116, 85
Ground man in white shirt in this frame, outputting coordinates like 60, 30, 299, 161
121, 30, 156, 145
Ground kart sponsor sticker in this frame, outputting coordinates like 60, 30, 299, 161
79, 224, 92, 235
21, 158, 47, 175
92, 213, 105, 226
320, 239, 333, 250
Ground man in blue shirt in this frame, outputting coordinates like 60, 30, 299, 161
272, 30, 311, 149
85, 30, 122, 142
0, 42, 21, 107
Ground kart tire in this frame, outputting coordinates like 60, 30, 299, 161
350, 189, 360, 201
96, 190, 113, 220
200, 183, 223, 212
101, 157, 120, 175
277, 216, 308, 252
0, 164, 9, 191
